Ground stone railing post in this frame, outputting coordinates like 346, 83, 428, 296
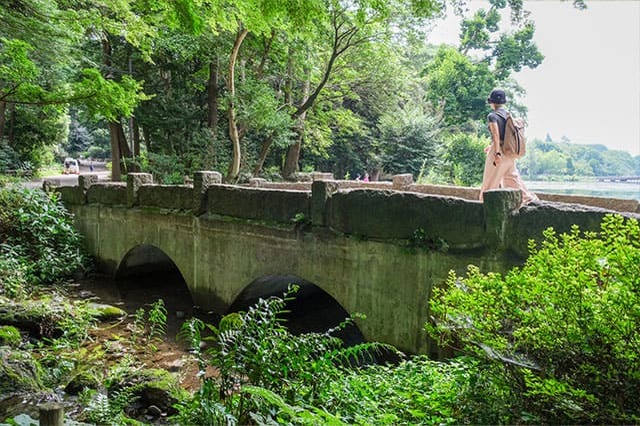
248, 178, 266, 188
193, 171, 222, 215
42, 179, 61, 192
78, 174, 98, 190
311, 172, 334, 181
311, 180, 339, 226
127, 173, 153, 207
392, 174, 413, 190
483, 188, 522, 251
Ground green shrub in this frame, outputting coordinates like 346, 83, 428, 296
0, 246, 29, 298
137, 152, 187, 184
233, 355, 514, 425
441, 132, 487, 186
0, 140, 20, 173
428, 214, 640, 424
0, 188, 86, 284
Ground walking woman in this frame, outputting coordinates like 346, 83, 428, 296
479, 89, 538, 206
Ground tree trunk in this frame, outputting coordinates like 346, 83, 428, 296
108, 122, 122, 181
291, 10, 359, 121
142, 126, 152, 152
226, 27, 249, 182
102, 36, 124, 181
7, 102, 15, 147
282, 138, 301, 179
253, 133, 274, 176
252, 48, 293, 176
206, 59, 219, 171
117, 120, 132, 174
282, 70, 310, 179
258, 14, 357, 178
207, 59, 219, 129
0, 101, 5, 140
132, 120, 140, 157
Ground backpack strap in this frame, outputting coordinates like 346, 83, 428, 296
494, 109, 509, 122
492, 109, 509, 143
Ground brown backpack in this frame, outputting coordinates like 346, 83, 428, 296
498, 111, 527, 157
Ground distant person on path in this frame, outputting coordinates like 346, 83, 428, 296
479, 89, 538, 206
89, 158, 94, 172
363, 172, 370, 182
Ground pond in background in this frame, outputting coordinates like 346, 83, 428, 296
524, 180, 640, 201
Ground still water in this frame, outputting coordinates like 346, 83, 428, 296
524, 180, 640, 201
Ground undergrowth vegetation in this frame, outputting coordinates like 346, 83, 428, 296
173, 288, 510, 425
0, 188, 86, 286
1, 187, 638, 425
428, 214, 640, 424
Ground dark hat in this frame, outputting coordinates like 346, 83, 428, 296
487, 89, 507, 104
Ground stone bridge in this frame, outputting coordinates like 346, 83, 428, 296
56, 172, 639, 355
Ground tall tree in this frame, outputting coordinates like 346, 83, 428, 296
252, 0, 444, 178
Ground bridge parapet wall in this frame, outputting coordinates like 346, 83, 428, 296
325, 188, 486, 248
246, 173, 639, 214
57, 171, 640, 259
206, 184, 311, 223
537, 193, 639, 214
138, 184, 193, 211
87, 182, 127, 205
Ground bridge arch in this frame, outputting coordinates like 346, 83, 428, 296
116, 244, 182, 279
228, 274, 365, 347
115, 244, 195, 333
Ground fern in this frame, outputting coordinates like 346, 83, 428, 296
84, 391, 111, 424
245, 385, 347, 426
82, 386, 139, 426
177, 317, 204, 351
147, 299, 167, 340
328, 341, 403, 367
171, 378, 238, 425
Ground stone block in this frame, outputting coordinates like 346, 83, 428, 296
193, 171, 223, 215
138, 185, 193, 210
42, 179, 61, 192
78, 174, 99, 190
311, 180, 339, 226
206, 185, 311, 224
311, 172, 334, 181
127, 173, 153, 207
249, 178, 266, 187
87, 183, 127, 205
327, 189, 485, 248
392, 174, 414, 190
482, 189, 522, 251
57, 186, 86, 205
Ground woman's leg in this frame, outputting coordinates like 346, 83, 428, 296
479, 148, 515, 201
501, 162, 539, 205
